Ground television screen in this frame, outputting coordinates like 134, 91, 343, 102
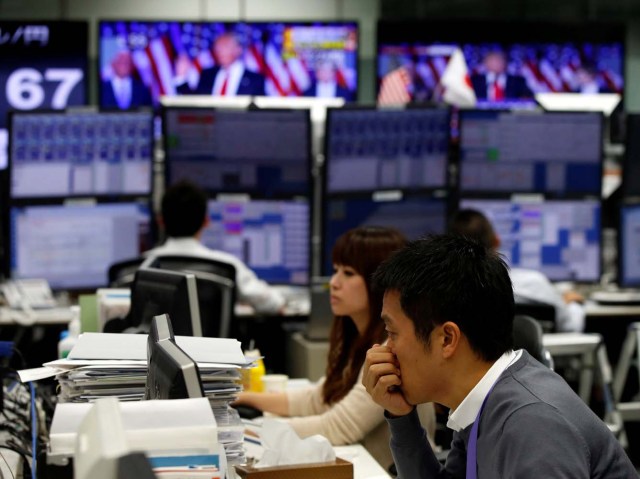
325, 106, 450, 193
619, 204, 640, 287
459, 110, 602, 196
202, 198, 309, 285
0, 21, 88, 169
99, 21, 358, 108
377, 21, 624, 107
323, 193, 447, 275
10, 202, 152, 290
163, 107, 310, 197
460, 198, 601, 282
10, 111, 153, 199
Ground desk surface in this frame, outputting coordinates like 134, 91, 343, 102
0, 306, 75, 325
585, 301, 640, 318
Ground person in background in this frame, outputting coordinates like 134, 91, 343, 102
573, 63, 611, 94
450, 209, 585, 332
470, 48, 532, 101
101, 50, 152, 109
175, 32, 265, 96
234, 226, 437, 469
303, 60, 353, 101
362, 234, 635, 478
145, 180, 284, 314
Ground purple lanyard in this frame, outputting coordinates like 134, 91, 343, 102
465, 382, 498, 479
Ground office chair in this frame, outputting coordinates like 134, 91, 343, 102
108, 257, 146, 288
514, 299, 557, 333
513, 315, 554, 370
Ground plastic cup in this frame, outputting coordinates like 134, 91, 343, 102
261, 374, 289, 393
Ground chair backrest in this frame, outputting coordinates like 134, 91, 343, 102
141, 255, 237, 338
108, 257, 146, 288
513, 315, 553, 369
514, 299, 557, 333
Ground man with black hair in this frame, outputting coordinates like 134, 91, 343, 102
145, 181, 285, 314
450, 209, 585, 332
362, 235, 634, 478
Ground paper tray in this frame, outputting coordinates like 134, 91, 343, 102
234, 457, 353, 479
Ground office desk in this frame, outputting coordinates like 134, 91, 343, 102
0, 306, 75, 326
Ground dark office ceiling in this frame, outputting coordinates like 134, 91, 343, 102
380, 0, 640, 21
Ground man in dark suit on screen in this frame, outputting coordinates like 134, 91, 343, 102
471, 49, 532, 102
303, 60, 354, 101
101, 50, 152, 109
176, 33, 265, 97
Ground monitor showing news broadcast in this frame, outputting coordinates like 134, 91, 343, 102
325, 106, 450, 193
460, 198, 601, 282
203, 198, 309, 285
10, 111, 153, 199
163, 107, 310, 198
99, 21, 358, 109
376, 20, 624, 107
322, 193, 447, 275
458, 110, 603, 196
0, 21, 88, 169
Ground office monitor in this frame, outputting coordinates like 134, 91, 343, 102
458, 110, 603, 196
460, 197, 601, 282
163, 107, 311, 197
325, 106, 450, 193
619, 204, 640, 288
9, 202, 151, 290
376, 20, 624, 107
0, 21, 89, 170
202, 198, 310, 285
10, 110, 153, 199
322, 193, 448, 275
98, 21, 358, 108
145, 314, 204, 400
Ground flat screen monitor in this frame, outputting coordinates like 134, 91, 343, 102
622, 114, 640, 198
163, 107, 311, 197
325, 106, 450, 193
98, 21, 358, 108
10, 111, 153, 199
145, 313, 204, 400
323, 193, 448, 275
376, 20, 624, 108
460, 198, 601, 282
0, 21, 88, 170
9, 202, 151, 290
619, 204, 640, 287
202, 198, 309, 285
458, 110, 603, 196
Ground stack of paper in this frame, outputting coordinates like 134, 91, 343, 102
37, 333, 250, 466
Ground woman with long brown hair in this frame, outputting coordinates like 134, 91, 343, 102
235, 226, 436, 468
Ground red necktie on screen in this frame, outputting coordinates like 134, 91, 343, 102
492, 77, 505, 101
219, 72, 229, 96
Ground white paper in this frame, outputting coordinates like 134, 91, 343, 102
17, 366, 64, 382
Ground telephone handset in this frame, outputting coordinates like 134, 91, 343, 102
1, 279, 56, 309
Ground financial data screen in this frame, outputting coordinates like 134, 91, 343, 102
326, 108, 450, 193
459, 111, 602, 195
460, 198, 601, 281
10, 202, 151, 289
620, 205, 640, 287
202, 199, 309, 284
11, 111, 153, 199
323, 194, 447, 274
164, 108, 310, 197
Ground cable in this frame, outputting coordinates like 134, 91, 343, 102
29, 383, 35, 479
0, 449, 16, 479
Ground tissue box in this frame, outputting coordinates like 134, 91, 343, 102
234, 458, 353, 479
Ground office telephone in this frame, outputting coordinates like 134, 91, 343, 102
1, 279, 57, 309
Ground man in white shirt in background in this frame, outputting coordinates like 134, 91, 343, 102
450, 209, 585, 332
145, 180, 285, 315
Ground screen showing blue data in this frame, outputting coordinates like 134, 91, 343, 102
325, 108, 450, 193
164, 108, 310, 198
202, 199, 309, 284
460, 198, 601, 281
10, 202, 151, 289
10, 111, 153, 199
459, 111, 602, 195
620, 205, 640, 287
323, 194, 447, 274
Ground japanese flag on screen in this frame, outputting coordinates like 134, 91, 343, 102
440, 48, 476, 108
